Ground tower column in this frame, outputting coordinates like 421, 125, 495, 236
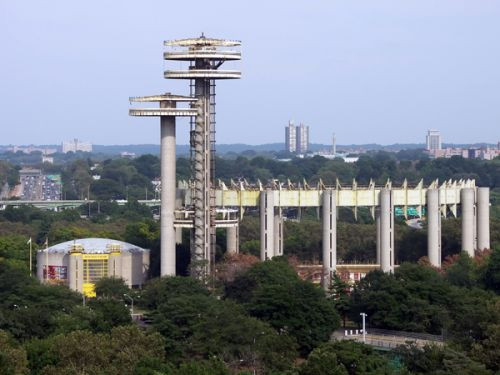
477, 187, 490, 251
274, 214, 284, 256
227, 225, 239, 254
160, 100, 177, 276
108, 248, 122, 278
426, 188, 441, 267
375, 207, 381, 265
260, 190, 275, 260
322, 189, 336, 289
69, 252, 83, 293
461, 188, 475, 256
380, 189, 394, 273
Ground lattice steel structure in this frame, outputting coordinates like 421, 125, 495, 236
164, 35, 241, 277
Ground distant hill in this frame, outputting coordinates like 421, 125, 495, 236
1, 142, 497, 157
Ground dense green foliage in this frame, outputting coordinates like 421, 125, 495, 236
1, 249, 500, 373
0, 153, 499, 373
299, 341, 396, 375
225, 259, 340, 355
142, 276, 298, 372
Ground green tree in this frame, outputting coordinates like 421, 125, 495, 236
348, 265, 451, 334
226, 259, 340, 355
0, 330, 29, 375
94, 277, 130, 299
481, 246, 500, 293
141, 276, 209, 310
470, 299, 500, 371
300, 341, 395, 375
329, 273, 350, 328
394, 343, 491, 375
444, 252, 478, 288
34, 326, 164, 375
144, 276, 297, 373
87, 298, 132, 333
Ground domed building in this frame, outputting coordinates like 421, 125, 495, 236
36, 238, 150, 297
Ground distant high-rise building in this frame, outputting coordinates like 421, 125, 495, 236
332, 133, 337, 155
285, 121, 297, 153
62, 139, 92, 153
296, 123, 309, 154
284, 121, 310, 154
426, 130, 441, 151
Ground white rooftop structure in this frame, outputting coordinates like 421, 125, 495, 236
45, 238, 148, 254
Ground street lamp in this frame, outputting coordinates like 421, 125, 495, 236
360, 312, 367, 343
123, 293, 134, 316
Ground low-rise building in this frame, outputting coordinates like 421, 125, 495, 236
37, 238, 150, 297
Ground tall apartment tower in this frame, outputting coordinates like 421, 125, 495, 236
62, 139, 93, 153
285, 121, 297, 153
296, 122, 309, 154
426, 130, 442, 151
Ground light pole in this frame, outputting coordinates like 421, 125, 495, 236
27, 237, 32, 277
360, 312, 367, 343
123, 293, 134, 316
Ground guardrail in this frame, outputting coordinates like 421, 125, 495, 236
367, 328, 444, 342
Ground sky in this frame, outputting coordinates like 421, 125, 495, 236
0, 0, 499, 146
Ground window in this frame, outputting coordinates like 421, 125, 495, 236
82, 255, 108, 283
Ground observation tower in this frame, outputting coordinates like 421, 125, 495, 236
164, 35, 241, 277
129, 94, 197, 276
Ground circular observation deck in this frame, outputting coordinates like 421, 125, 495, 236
129, 94, 196, 103
164, 69, 241, 80
164, 37, 241, 47
164, 50, 241, 61
129, 108, 197, 117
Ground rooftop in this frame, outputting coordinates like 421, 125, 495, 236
41, 238, 149, 254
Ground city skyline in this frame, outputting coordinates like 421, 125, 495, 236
1, 1, 499, 145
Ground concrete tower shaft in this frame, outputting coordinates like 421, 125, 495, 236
129, 94, 197, 276
426, 188, 441, 267
477, 187, 490, 250
461, 188, 475, 256
164, 35, 241, 278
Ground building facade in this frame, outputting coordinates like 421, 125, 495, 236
296, 123, 309, 154
426, 130, 442, 151
37, 238, 150, 297
62, 139, 93, 153
285, 121, 309, 154
285, 121, 297, 153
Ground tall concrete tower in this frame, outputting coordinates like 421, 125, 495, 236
426, 130, 442, 151
129, 95, 197, 276
285, 121, 297, 153
296, 123, 309, 154
164, 35, 241, 278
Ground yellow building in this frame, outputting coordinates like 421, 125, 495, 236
37, 238, 150, 297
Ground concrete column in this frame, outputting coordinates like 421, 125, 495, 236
175, 227, 182, 245
160, 101, 176, 276
260, 190, 274, 260
322, 189, 336, 288
461, 188, 475, 256
108, 251, 122, 278
426, 188, 441, 267
375, 208, 381, 266
69, 253, 83, 293
379, 189, 394, 273
477, 187, 490, 251
274, 215, 283, 256
227, 225, 239, 254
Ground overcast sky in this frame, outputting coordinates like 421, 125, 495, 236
1, 1, 499, 146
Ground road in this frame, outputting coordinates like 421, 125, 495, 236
332, 329, 443, 350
